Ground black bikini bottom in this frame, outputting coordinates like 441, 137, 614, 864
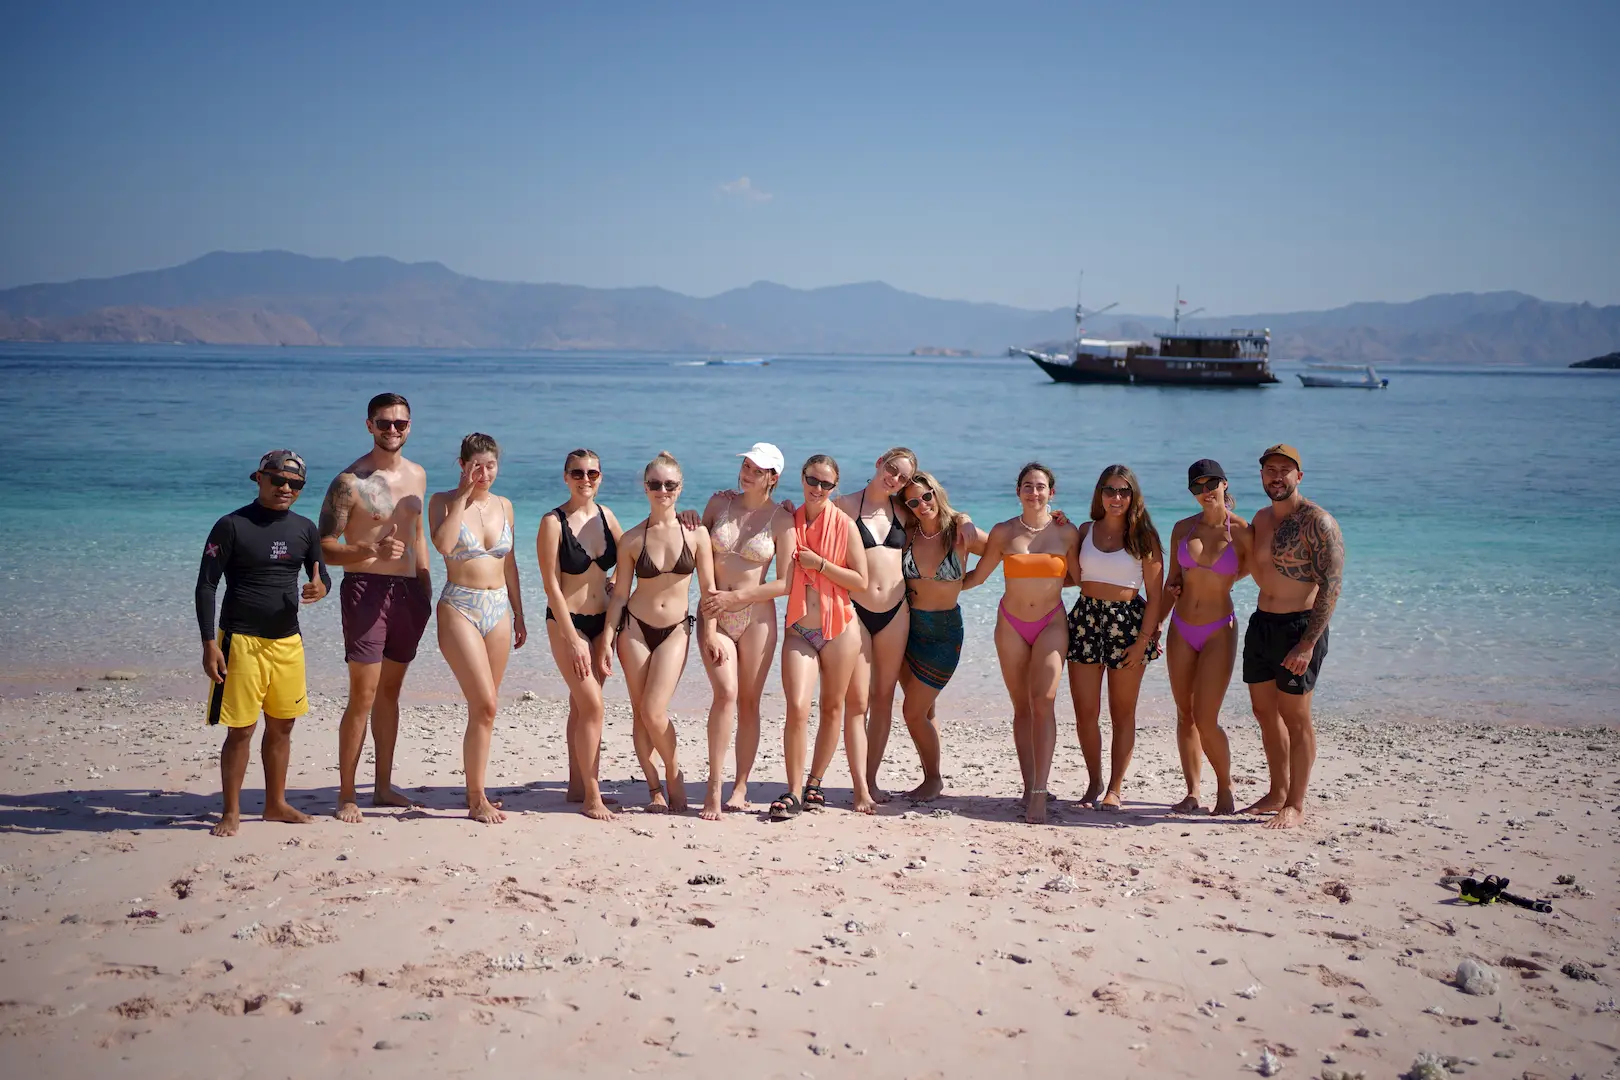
852, 597, 905, 636
546, 607, 607, 641
616, 608, 694, 653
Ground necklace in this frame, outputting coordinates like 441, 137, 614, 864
917, 524, 943, 540
1017, 512, 1052, 533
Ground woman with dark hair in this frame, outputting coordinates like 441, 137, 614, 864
692, 442, 788, 818
605, 452, 722, 814
429, 433, 526, 825
961, 462, 1081, 824
1164, 459, 1253, 815
715, 455, 870, 820
833, 447, 919, 802
536, 448, 624, 821
1065, 465, 1166, 811
893, 470, 987, 801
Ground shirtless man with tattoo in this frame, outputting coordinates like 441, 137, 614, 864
319, 393, 432, 823
1243, 444, 1344, 830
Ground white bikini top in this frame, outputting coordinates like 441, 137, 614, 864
1079, 526, 1144, 590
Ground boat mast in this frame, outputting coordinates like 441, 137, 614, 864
1171, 285, 1205, 335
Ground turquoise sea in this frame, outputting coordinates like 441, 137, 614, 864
1, 344, 1617, 726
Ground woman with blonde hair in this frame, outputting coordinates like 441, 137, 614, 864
536, 448, 624, 821
606, 451, 721, 813
1065, 465, 1166, 811
961, 462, 1080, 824
429, 433, 526, 825
893, 470, 987, 801
833, 447, 919, 802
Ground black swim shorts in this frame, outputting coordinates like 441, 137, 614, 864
1241, 610, 1328, 694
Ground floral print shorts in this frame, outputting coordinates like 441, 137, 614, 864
1065, 594, 1161, 668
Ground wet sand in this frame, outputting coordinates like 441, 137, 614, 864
0, 684, 1616, 1078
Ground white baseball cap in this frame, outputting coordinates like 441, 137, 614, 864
737, 442, 785, 473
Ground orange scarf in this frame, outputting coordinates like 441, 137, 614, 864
786, 503, 853, 640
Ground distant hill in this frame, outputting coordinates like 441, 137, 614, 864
2, 251, 1616, 364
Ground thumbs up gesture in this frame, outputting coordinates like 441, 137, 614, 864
370, 523, 406, 561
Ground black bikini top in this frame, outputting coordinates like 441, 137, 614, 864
553, 506, 616, 575
857, 492, 906, 550
634, 524, 696, 578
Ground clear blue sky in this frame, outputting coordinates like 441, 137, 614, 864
2, 0, 1616, 313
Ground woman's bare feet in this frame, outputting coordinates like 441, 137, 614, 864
700, 784, 724, 821
373, 787, 419, 810
335, 801, 364, 824
665, 769, 688, 814
851, 795, 877, 815
869, 785, 893, 804
1025, 790, 1048, 825
1078, 779, 1103, 807
1212, 789, 1237, 815
1098, 790, 1124, 812
1240, 793, 1286, 815
568, 789, 620, 806
1263, 806, 1305, 830
263, 802, 313, 825
468, 798, 506, 824
1169, 795, 1202, 814
907, 776, 943, 802
722, 782, 750, 812
579, 795, 613, 821
211, 811, 241, 838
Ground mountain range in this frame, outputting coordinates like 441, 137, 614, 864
2, 250, 1616, 365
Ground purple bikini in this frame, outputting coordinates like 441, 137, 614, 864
1171, 530, 1238, 652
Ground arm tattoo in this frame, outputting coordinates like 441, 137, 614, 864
1272, 504, 1344, 640
318, 474, 354, 539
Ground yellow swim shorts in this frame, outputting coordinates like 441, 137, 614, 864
205, 632, 309, 728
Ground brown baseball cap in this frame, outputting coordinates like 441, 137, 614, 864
1259, 443, 1301, 469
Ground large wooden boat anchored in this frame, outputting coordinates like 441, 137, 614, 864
1014, 285, 1279, 388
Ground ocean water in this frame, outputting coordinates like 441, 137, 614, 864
1, 344, 1617, 726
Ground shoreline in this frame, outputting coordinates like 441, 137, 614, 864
0, 688, 1615, 1075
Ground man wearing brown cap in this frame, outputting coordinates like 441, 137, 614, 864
195, 450, 331, 837
1243, 444, 1343, 830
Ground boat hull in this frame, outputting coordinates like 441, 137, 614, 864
1126, 356, 1278, 387
1298, 374, 1386, 388
1025, 352, 1131, 384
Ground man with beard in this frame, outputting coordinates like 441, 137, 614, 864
318, 393, 432, 823
1242, 444, 1344, 830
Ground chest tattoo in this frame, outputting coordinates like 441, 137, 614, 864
355, 474, 397, 519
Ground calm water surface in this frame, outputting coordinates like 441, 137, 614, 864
1, 344, 1616, 726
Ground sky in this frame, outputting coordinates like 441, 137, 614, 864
1, 0, 1617, 314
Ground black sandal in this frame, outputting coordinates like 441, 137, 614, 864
803, 776, 826, 810
769, 791, 802, 821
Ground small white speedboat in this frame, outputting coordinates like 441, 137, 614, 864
1298, 363, 1388, 389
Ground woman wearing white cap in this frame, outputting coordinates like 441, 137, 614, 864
690, 442, 790, 818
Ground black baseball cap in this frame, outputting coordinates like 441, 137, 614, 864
254, 449, 307, 480
1187, 458, 1226, 485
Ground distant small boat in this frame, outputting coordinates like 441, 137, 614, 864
1298, 363, 1389, 389
703, 357, 769, 367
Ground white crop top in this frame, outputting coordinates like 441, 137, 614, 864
1079, 527, 1144, 591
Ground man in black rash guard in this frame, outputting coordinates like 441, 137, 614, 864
195, 450, 331, 838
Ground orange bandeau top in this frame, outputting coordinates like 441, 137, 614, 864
1004, 552, 1067, 579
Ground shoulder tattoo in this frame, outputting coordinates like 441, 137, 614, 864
1270, 504, 1344, 585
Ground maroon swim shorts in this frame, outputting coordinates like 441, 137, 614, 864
340, 573, 431, 665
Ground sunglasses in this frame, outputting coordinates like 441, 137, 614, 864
1100, 485, 1132, 499
882, 459, 914, 483
905, 489, 935, 509
263, 474, 306, 491
645, 479, 681, 492
1189, 477, 1223, 495
568, 468, 602, 481
371, 419, 410, 432
803, 476, 837, 491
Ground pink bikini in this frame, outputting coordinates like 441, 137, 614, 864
1171, 523, 1238, 652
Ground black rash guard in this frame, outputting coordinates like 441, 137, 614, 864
195, 502, 331, 641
